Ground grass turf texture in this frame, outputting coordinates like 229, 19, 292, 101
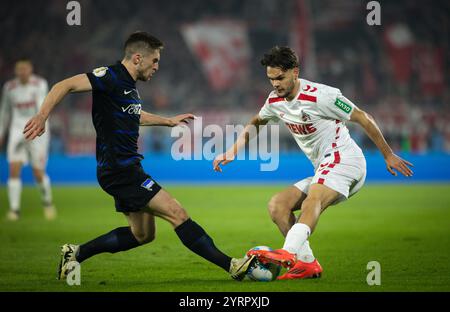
0, 184, 449, 292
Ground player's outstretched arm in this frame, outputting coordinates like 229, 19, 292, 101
213, 114, 268, 172
350, 106, 413, 177
139, 111, 195, 127
23, 74, 92, 140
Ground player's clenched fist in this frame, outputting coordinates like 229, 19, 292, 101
23, 114, 46, 140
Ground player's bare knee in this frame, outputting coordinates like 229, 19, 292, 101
268, 195, 289, 222
169, 200, 189, 226
130, 227, 154, 244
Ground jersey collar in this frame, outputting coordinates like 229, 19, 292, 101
117, 61, 137, 86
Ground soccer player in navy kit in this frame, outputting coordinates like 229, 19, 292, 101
23, 32, 255, 281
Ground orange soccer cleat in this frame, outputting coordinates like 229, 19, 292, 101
277, 259, 323, 280
246, 248, 297, 268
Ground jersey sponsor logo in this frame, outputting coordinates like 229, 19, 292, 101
141, 178, 155, 191
92, 66, 108, 77
334, 98, 352, 113
15, 100, 37, 110
285, 122, 317, 135
121, 104, 141, 115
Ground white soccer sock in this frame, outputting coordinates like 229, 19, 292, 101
297, 240, 315, 263
7, 178, 22, 212
39, 174, 53, 206
282, 223, 311, 256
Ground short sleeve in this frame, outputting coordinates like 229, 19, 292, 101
86, 66, 115, 93
317, 90, 356, 121
258, 96, 280, 122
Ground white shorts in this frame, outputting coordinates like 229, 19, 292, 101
294, 151, 366, 205
7, 129, 49, 169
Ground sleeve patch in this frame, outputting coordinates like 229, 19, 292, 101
92, 67, 108, 78
334, 98, 352, 114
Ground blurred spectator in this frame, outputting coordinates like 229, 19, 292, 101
0, 0, 448, 155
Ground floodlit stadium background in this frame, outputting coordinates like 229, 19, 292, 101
0, 0, 449, 293
0, 0, 448, 184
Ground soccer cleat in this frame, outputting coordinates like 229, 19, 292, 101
229, 255, 257, 281
247, 248, 297, 268
6, 210, 20, 221
44, 205, 57, 220
57, 244, 79, 280
277, 259, 323, 280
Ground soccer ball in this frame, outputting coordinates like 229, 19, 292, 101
245, 246, 281, 282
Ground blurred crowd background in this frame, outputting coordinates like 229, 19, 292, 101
0, 0, 448, 156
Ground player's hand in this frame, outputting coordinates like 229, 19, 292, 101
213, 151, 235, 172
23, 114, 46, 140
167, 114, 195, 127
385, 153, 414, 177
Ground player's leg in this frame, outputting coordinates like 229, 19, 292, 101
250, 183, 339, 266
282, 183, 340, 255
31, 167, 56, 220
147, 188, 255, 280
58, 211, 154, 279
6, 131, 28, 220
147, 189, 230, 269
277, 158, 366, 279
266, 178, 315, 263
74, 211, 155, 264
7, 161, 23, 220
29, 135, 56, 219
267, 186, 307, 236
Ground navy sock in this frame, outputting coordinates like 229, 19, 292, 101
76, 227, 141, 263
175, 219, 232, 271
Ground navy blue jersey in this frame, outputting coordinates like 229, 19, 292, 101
86, 62, 143, 170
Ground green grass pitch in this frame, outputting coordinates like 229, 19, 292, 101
0, 184, 449, 292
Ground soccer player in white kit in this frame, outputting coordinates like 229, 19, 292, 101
0, 58, 56, 221
213, 46, 413, 280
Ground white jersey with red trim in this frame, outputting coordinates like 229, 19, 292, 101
258, 78, 364, 168
0, 75, 48, 138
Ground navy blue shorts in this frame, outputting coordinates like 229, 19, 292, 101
97, 163, 162, 213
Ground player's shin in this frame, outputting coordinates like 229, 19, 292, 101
175, 218, 232, 271
282, 223, 311, 256
76, 226, 141, 262
7, 178, 22, 212
39, 174, 53, 206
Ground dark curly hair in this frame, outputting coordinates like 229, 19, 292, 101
260, 46, 299, 70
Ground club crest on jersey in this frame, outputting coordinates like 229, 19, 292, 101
92, 66, 108, 77
141, 178, 155, 191
121, 104, 141, 115
301, 112, 311, 122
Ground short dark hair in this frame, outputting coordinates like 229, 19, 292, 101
260, 46, 299, 71
124, 31, 164, 59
